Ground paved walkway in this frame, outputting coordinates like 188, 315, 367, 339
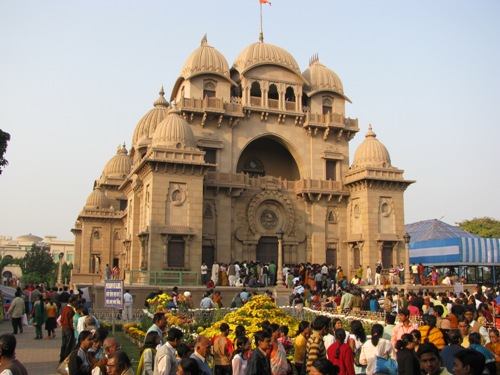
0, 320, 61, 374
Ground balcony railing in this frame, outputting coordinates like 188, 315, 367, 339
205, 172, 347, 197
176, 96, 243, 115
129, 270, 199, 286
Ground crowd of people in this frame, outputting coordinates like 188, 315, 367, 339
201, 261, 457, 293
6, 264, 500, 375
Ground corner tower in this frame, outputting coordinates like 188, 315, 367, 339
344, 126, 415, 274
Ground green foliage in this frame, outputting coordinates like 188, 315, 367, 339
21, 245, 57, 285
0, 129, 10, 175
457, 217, 500, 238
61, 262, 73, 284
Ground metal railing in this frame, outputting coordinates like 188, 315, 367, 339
129, 270, 199, 286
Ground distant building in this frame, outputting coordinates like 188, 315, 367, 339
72, 34, 414, 285
0, 234, 74, 285
407, 219, 500, 284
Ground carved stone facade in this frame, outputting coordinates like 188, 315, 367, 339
72, 35, 414, 284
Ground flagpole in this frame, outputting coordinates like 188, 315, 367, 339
260, 2, 263, 42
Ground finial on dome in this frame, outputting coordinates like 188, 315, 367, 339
201, 34, 207, 46
154, 86, 169, 108
309, 53, 319, 66
259, 29, 264, 43
366, 124, 377, 138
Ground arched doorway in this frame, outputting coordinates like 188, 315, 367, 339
236, 137, 300, 180
256, 237, 278, 264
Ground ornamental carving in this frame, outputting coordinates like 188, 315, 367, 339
260, 208, 278, 230
247, 190, 294, 235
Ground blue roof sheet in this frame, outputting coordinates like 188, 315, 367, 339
405, 219, 480, 242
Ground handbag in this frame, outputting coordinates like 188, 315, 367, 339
21, 313, 28, 326
374, 356, 398, 375
56, 355, 70, 375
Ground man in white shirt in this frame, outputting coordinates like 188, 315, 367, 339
154, 327, 184, 375
122, 290, 133, 323
201, 262, 208, 285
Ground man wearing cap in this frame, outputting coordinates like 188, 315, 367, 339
213, 323, 234, 375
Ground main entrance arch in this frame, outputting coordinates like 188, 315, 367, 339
236, 136, 300, 180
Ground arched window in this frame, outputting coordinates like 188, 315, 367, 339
322, 97, 333, 114
242, 157, 265, 178
285, 87, 295, 102
268, 84, 279, 108
203, 81, 216, 98
231, 84, 242, 98
268, 84, 279, 100
250, 82, 262, 107
250, 81, 262, 97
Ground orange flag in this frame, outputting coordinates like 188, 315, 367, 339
260, 0, 271, 5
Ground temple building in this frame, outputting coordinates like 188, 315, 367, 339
71, 34, 414, 284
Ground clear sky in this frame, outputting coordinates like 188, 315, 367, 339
1, 1, 499, 240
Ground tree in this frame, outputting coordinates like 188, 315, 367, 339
0, 129, 10, 175
457, 217, 500, 238
21, 244, 57, 285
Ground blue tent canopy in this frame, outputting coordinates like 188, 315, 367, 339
409, 236, 500, 265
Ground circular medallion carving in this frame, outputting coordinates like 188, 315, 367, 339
247, 191, 295, 235
260, 208, 278, 230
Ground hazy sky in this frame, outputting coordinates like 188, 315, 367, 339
1, 1, 499, 240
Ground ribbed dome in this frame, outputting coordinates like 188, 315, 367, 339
302, 55, 347, 99
233, 41, 302, 76
132, 87, 169, 147
352, 126, 392, 169
181, 34, 231, 80
152, 109, 197, 149
101, 144, 131, 179
85, 187, 111, 209
16, 234, 43, 243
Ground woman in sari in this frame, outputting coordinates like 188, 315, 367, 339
32, 294, 46, 340
268, 324, 290, 375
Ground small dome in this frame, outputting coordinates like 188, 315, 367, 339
16, 234, 43, 243
152, 109, 197, 149
85, 186, 111, 209
302, 55, 349, 100
181, 34, 231, 81
233, 41, 302, 76
101, 144, 131, 179
132, 87, 169, 147
352, 126, 392, 169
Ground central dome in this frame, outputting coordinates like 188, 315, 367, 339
233, 41, 302, 76
352, 126, 392, 169
152, 109, 197, 149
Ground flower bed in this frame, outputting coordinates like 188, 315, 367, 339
199, 295, 299, 341
123, 295, 392, 347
